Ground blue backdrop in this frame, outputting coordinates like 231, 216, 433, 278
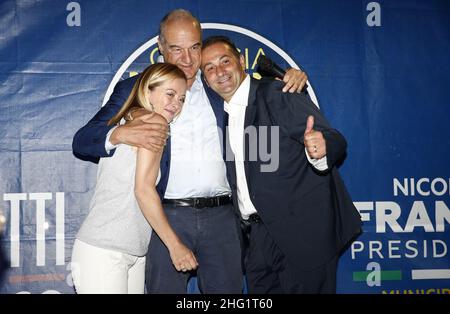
1, 0, 449, 294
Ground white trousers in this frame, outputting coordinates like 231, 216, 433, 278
71, 239, 146, 294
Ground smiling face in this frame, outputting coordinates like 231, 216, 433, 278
158, 18, 202, 88
145, 78, 187, 123
201, 42, 246, 102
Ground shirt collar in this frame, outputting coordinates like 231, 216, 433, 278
224, 75, 250, 114
190, 71, 203, 92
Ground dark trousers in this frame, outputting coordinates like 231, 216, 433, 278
145, 204, 243, 294
243, 219, 338, 294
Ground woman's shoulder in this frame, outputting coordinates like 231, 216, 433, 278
136, 112, 167, 156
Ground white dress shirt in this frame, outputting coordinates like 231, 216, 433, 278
106, 71, 230, 198
224, 75, 328, 220
164, 72, 230, 198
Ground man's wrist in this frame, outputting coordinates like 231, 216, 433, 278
109, 125, 122, 146
105, 126, 119, 154
305, 148, 328, 171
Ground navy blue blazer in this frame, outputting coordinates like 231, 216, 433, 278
72, 74, 226, 198
225, 78, 362, 271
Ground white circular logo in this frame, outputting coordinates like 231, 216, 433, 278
103, 23, 318, 107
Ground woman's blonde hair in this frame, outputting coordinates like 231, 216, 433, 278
108, 63, 186, 126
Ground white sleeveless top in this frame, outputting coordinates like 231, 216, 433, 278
77, 143, 160, 257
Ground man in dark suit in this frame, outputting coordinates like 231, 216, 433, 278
72, 10, 309, 293
201, 36, 362, 293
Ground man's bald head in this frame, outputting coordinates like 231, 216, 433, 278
159, 9, 202, 45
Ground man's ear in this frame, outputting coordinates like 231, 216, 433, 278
203, 73, 210, 87
157, 38, 164, 54
239, 55, 245, 70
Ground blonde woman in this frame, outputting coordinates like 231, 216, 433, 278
71, 63, 198, 294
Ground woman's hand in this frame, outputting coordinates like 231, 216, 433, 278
169, 242, 199, 272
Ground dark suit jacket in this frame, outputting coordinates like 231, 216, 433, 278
225, 78, 362, 271
72, 74, 226, 198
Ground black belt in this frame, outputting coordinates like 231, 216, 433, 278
247, 213, 261, 224
162, 195, 231, 209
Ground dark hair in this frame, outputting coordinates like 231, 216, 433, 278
202, 36, 241, 59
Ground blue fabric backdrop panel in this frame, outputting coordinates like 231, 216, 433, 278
0, 0, 449, 294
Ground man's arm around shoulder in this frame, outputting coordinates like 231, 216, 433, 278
72, 77, 137, 161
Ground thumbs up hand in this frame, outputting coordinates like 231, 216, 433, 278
303, 115, 326, 159
304, 115, 315, 134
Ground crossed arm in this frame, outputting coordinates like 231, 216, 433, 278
72, 77, 169, 160
72, 70, 309, 161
